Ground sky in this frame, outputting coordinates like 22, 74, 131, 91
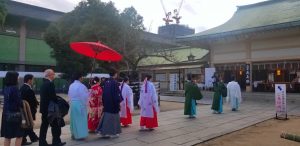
14, 0, 267, 33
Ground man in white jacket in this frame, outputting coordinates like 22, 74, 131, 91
226, 76, 242, 111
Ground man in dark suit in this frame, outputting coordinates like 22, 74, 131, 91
20, 74, 39, 145
39, 69, 66, 146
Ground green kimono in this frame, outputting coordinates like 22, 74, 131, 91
184, 81, 203, 115
211, 82, 226, 112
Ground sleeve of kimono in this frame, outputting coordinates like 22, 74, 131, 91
151, 83, 160, 113
114, 81, 122, 104
192, 85, 203, 100
138, 84, 144, 106
80, 84, 90, 105
237, 84, 242, 103
126, 85, 134, 113
226, 84, 230, 103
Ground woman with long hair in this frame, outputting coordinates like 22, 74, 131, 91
1, 71, 24, 146
119, 77, 134, 127
138, 75, 159, 131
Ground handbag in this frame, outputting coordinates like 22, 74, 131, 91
5, 111, 22, 123
221, 84, 227, 97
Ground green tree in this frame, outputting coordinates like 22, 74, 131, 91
44, 0, 123, 78
0, 0, 7, 28
119, 7, 178, 80
44, 0, 176, 80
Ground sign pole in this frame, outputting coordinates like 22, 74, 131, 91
275, 84, 288, 120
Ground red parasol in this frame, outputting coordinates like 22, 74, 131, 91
70, 41, 122, 62
70, 41, 122, 78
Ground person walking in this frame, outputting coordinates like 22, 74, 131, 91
138, 75, 159, 131
88, 77, 103, 132
97, 70, 122, 138
39, 69, 66, 146
226, 76, 242, 111
68, 72, 89, 140
20, 74, 39, 145
119, 77, 134, 127
1, 72, 24, 146
184, 74, 203, 118
211, 75, 227, 114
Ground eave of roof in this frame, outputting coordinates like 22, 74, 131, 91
178, 0, 300, 42
8, 1, 64, 22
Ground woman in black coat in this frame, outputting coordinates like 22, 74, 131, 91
1, 71, 24, 146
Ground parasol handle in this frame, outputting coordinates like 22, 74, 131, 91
90, 53, 97, 80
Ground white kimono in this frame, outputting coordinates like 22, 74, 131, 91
119, 83, 134, 118
226, 81, 242, 109
68, 80, 89, 139
138, 81, 159, 118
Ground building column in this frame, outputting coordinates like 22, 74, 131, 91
208, 46, 214, 67
18, 18, 26, 71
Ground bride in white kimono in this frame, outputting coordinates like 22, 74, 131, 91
119, 77, 134, 127
226, 76, 242, 111
138, 75, 159, 131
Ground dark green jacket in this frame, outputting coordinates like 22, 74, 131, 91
211, 82, 226, 111
184, 81, 203, 115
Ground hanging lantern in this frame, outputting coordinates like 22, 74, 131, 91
239, 69, 243, 75
276, 69, 281, 76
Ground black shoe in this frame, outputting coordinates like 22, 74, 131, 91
39, 141, 51, 146
22, 141, 32, 146
31, 137, 39, 143
52, 142, 66, 146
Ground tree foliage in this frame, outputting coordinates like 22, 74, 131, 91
44, 0, 176, 80
0, 0, 7, 28
44, 0, 125, 78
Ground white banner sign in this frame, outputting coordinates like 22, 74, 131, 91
275, 84, 287, 117
169, 74, 178, 91
205, 68, 216, 88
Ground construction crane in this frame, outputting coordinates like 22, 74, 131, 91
172, 0, 184, 24
160, 0, 173, 25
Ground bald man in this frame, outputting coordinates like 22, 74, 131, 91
39, 69, 66, 146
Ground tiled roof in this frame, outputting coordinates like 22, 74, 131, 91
138, 47, 208, 66
179, 0, 300, 41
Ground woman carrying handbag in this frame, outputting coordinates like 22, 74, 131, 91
1, 72, 24, 146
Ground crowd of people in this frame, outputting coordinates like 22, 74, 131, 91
184, 73, 242, 117
0, 68, 242, 146
0, 69, 159, 146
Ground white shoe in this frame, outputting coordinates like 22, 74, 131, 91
111, 134, 119, 138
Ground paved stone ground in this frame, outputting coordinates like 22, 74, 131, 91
1, 95, 300, 146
